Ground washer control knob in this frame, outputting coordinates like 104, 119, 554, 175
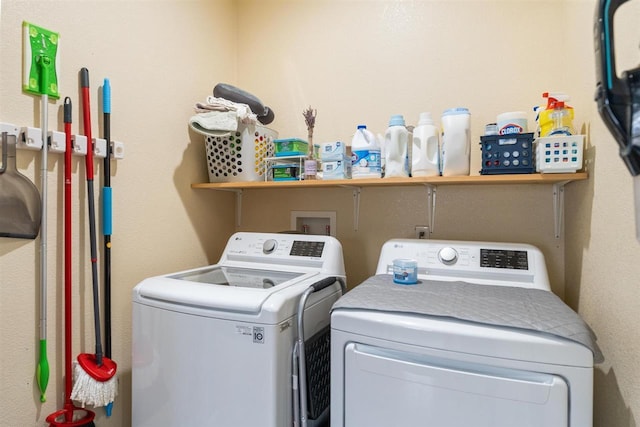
262, 239, 278, 254
438, 247, 458, 265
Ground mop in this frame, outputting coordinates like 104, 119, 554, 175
46, 98, 96, 427
22, 21, 60, 404
70, 68, 117, 408
102, 78, 117, 417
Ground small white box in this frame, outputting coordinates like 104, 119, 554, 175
322, 157, 352, 180
536, 135, 584, 173
320, 141, 347, 161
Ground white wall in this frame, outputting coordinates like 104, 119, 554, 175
0, 1, 237, 426
236, 1, 640, 426
1, 1, 639, 426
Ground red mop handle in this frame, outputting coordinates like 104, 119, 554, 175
80, 68, 93, 178
63, 98, 73, 401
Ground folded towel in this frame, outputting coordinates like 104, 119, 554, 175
195, 96, 257, 125
189, 110, 238, 136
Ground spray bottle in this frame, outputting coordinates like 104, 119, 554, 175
537, 92, 575, 136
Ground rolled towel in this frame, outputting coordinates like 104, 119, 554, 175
194, 96, 257, 125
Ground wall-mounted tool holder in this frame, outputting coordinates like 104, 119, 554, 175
20, 126, 43, 150
48, 130, 65, 153
0, 122, 125, 159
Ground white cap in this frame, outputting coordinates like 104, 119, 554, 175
418, 112, 434, 126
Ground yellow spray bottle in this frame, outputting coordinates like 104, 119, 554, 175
537, 92, 574, 136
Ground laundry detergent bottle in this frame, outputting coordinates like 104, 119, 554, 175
384, 114, 410, 178
351, 125, 381, 179
412, 112, 440, 177
440, 107, 471, 176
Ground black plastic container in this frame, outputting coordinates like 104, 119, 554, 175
480, 132, 535, 175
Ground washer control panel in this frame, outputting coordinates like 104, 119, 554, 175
219, 232, 345, 276
437, 247, 459, 265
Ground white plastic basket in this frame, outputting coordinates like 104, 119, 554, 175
535, 135, 584, 173
204, 124, 277, 182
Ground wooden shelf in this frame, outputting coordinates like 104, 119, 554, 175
191, 172, 588, 191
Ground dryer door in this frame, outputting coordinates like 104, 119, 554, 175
344, 343, 569, 427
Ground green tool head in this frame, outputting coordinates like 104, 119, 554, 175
22, 22, 60, 99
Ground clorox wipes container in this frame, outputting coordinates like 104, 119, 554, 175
351, 125, 382, 179
497, 111, 528, 135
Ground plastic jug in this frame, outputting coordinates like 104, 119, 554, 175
440, 108, 471, 176
351, 125, 381, 179
384, 115, 410, 178
411, 112, 440, 177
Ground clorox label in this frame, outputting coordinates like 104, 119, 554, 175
499, 124, 523, 135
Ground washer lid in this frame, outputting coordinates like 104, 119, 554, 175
133, 265, 307, 314
169, 265, 303, 289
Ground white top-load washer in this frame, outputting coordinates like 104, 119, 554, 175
132, 232, 345, 427
331, 239, 602, 427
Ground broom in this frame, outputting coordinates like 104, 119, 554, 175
70, 68, 117, 408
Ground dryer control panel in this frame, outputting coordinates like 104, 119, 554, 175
376, 239, 550, 291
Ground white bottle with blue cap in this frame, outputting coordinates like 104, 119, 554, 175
384, 114, 410, 178
351, 125, 381, 179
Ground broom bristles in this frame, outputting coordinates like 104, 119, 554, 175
71, 362, 117, 408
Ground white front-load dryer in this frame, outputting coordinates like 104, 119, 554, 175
331, 239, 602, 427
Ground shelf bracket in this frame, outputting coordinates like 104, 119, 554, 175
236, 189, 243, 228
552, 182, 568, 239
424, 184, 437, 234
352, 187, 361, 231
217, 188, 243, 228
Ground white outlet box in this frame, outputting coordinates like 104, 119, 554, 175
290, 211, 336, 236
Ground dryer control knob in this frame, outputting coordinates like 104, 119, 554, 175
438, 247, 458, 265
263, 239, 278, 254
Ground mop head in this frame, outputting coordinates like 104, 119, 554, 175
71, 358, 117, 408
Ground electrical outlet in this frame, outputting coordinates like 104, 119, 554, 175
415, 225, 429, 239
